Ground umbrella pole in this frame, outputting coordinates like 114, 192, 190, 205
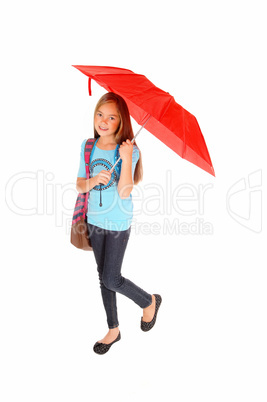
110, 116, 151, 173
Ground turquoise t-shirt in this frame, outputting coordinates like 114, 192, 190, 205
77, 138, 139, 231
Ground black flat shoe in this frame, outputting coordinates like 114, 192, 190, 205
93, 332, 121, 355
141, 294, 162, 332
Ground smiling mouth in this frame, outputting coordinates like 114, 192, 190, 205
99, 126, 108, 131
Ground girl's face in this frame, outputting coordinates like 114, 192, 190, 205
94, 102, 120, 139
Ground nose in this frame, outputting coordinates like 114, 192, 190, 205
100, 115, 108, 125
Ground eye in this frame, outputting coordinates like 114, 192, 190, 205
96, 112, 102, 117
109, 117, 115, 121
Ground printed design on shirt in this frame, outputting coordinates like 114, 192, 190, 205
89, 158, 118, 191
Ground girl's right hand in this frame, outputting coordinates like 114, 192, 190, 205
94, 169, 111, 186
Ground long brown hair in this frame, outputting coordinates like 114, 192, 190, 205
93, 92, 143, 184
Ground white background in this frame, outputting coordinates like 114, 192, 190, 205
1, 0, 266, 401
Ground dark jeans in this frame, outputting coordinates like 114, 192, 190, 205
88, 223, 152, 329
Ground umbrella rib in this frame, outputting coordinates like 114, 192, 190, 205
156, 96, 187, 157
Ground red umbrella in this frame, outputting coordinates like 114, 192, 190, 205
73, 65, 215, 176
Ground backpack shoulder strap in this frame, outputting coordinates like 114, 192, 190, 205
84, 138, 96, 179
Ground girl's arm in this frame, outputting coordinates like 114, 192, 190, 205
117, 140, 134, 199
76, 177, 97, 193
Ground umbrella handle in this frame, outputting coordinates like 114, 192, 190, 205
109, 116, 151, 173
99, 184, 103, 207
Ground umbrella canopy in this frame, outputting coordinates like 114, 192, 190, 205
73, 65, 215, 176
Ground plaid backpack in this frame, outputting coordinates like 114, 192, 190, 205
70, 138, 96, 251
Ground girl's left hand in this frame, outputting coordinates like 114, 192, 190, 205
119, 140, 133, 162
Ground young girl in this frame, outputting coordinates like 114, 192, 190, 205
76, 92, 162, 354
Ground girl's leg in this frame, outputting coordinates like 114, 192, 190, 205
88, 224, 119, 329
102, 227, 152, 308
